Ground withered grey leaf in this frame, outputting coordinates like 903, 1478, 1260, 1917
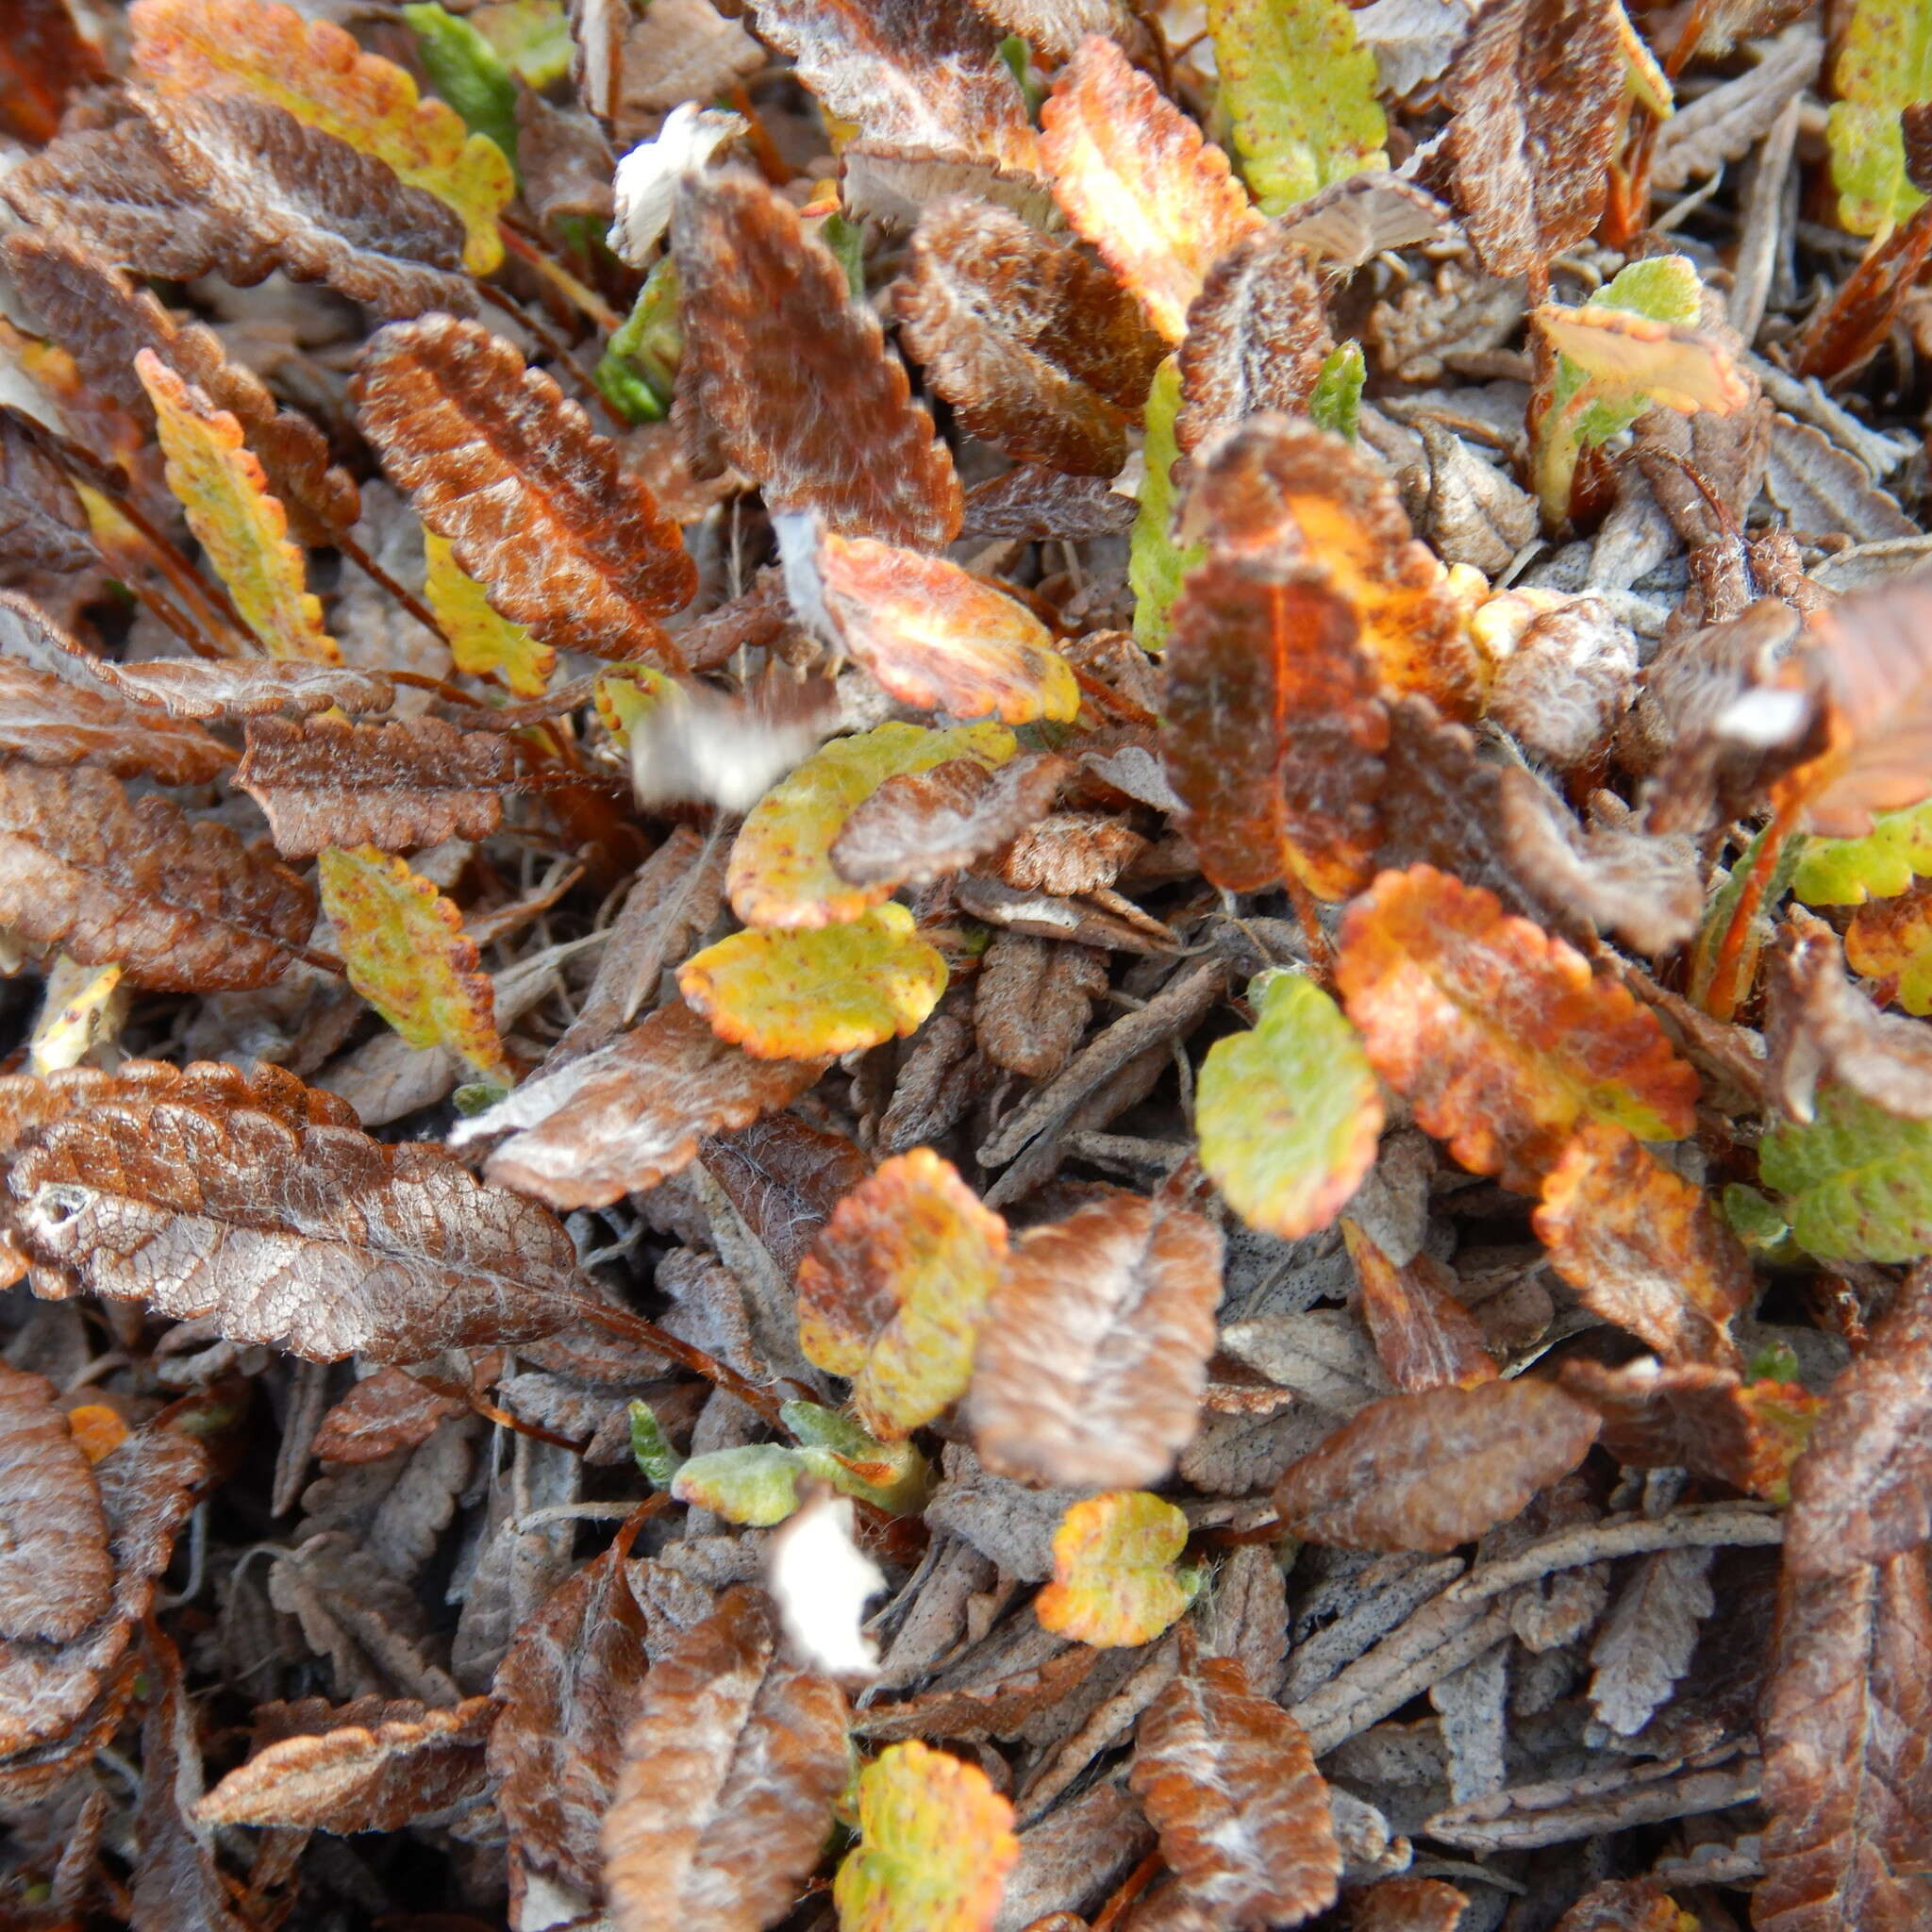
960, 465, 1141, 540
1275, 173, 1457, 275
0, 414, 93, 581
72, 654, 395, 721
831, 753, 1069, 889
975, 931, 1110, 1082
1588, 1544, 1715, 1738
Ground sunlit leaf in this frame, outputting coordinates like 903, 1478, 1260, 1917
1826, 0, 1932, 236
678, 905, 948, 1060
834, 1740, 1019, 1932
421, 529, 554, 698
1208, 0, 1388, 216
1035, 1490, 1199, 1647
1335, 866, 1700, 1191
317, 844, 510, 1083
728, 721, 1016, 930
402, 4, 520, 169
1197, 971, 1383, 1241
1794, 797, 1932, 907
796, 1149, 1008, 1441
671, 1443, 808, 1526
1758, 1082, 1932, 1263
136, 350, 340, 665
130, 0, 514, 271
1846, 882, 1932, 1015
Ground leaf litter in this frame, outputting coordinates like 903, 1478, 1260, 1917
4, 0, 1932, 1926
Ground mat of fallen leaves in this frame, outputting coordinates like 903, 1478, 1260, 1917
2, 0, 1931, 1925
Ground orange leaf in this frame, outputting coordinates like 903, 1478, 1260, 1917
1035, 1490, 1198, 1647
1335, 866, 1700, 1191
813, 534, 1080, 725
1039, 35, 1263, 342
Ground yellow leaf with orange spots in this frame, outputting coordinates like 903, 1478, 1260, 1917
1036, 1490, 1200, 1648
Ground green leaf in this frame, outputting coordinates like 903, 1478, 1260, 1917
1759, 1083, 1932, 1263
1689, 822, 1802, 1011
1827, 0, 1932, 237
594, 258, 681, 425
628, 1400, 684, 1489
1130, 357, 1202, 653
470, 0, 573, 86
402, 4, 520, 175
784, 1401, 932, 1515
1208, 0, 1387, 215
1794, 798, 1932, 905
997, 33, 1045, 117
1723, 1182, 1794, 1257
821, 211, 868, 300
671, 1443, 805, 1524
1197, 970, 1384, 1241
1307, 341, 1364, 441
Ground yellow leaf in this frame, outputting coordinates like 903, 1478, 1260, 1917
424, 530, 555, 697
593, 662, 678, 753
797, 1149, 1009, 1441
834, 1740, 1018, 1932
29, 956, 128, 1076
679, 904, 947, 1060
816, 534, 1080, 725
729, 720, 1016, 930
1036, 1491, 1198, 1647
318, 843, 510, 1081
130, 0, 513, 272
136, 350, 340, 665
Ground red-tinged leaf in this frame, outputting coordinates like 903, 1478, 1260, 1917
0, 761, 315, 991
796, 1149, 1008, 1441
834, 1739, 1019, 1932
1035, 1490, 1198, 1647
1438, 0, 1624, 281
311, 1364, 471, 1464
1274, 1378, 1602, 1552
602, 1586, 849, 1932
0, 1360, 112, 1644
1532, 1123, 1753, 1369
489, 1522, 650, 1896
1757, 1554, 1932, 1932
673, 169, 962, 550
1128, 1655, 1341, 1931
196, 1694, 497, 1832
971, 1191, 1223, 1490
1344, 1218, 1495, 1392
353, 316, 696, 663
896, 197, 1165, 477
749, 0, 1041, 174
813, 534, 1080, 725
1039, 35, 1265, 342
462, 1002, 828, 1210
0, 0, 108, 144
1335, 866, 1701, 1192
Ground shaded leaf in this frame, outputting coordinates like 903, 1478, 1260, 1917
1208, 0, 1388, 216
1353, 1878, 1472, 1932
464, 1002, 825, 1208
424, 529, 555, 698
318, 844, 511, 1082
834, 1739, 1019, 1932
1274, 1378, 1601, 1551
796, 1148, 1008, 1441
896, 197, 1164, 477
971, 1191, 1223, 1489
196, 1694, 497, 1832
1130, 356, 1202, 651
1035, 1490, 1197, 1647
673, 169, 962, 550
1758, 1083, 1932, 1263
830, 753, 1067, 891
680, 906, 948, 1061
354, 315, 696, 663
813, 534, 1080, 725
312, 1364, 470, 1464
728, 721, 1016, 930
0, 761, 315, 991
1196, 971, 1384, 1242
700, 1111, 873, 1279
1336, 866, 1700, 1192
4, 1059, 583, 1360
0, 1359, 112, 1645
1345, 1218, 1496, 1391
1129, 1653, 1341, 1929
1589, 1545, 1718, 1738
603, 1585, 849, 1932
130, 0, 514, 271
1039, 35, 1264, 342
137, 349, 340, 664
1847, 880, 1932, 1016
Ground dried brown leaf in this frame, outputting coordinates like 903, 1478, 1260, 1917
998, 813, 1146, 895
960, 465, 1141, 540
1438, 0, 1623, 280
602, 1585, 848, 1932
73, 654, 395, 721
1274, 1378, 1601, 1552
610, 0, 763, 133
698, 1112, 873, 1281
0, 414, 92, 580
974, 931, 1110, 1081
831, 754, 1068, 890
490, 1522, 650, 1896
896, 196, 1164, 476
235, 714, 519, 858
0, 1360, 112, 1645
197, 1694, 496, 1832
971, 1191, 1223, 1489
673, 168, 961, 549
1352, 1876, 1471, 1932
4, 1059, 584, 1361
1176, 226, 1334, 456
466, 1003, 828, 1210
1480, 590, 1638, 772
1128, 1653, 1341, 1930
1345, 1218, 1495, 1392
0, 759, 314, 989
1757, 1553, 1932, 1931
312, 1365, 473, 1465
353, 315, 695, 662
750, 0, 1041, 173
1554, 1879, 1694, 1931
